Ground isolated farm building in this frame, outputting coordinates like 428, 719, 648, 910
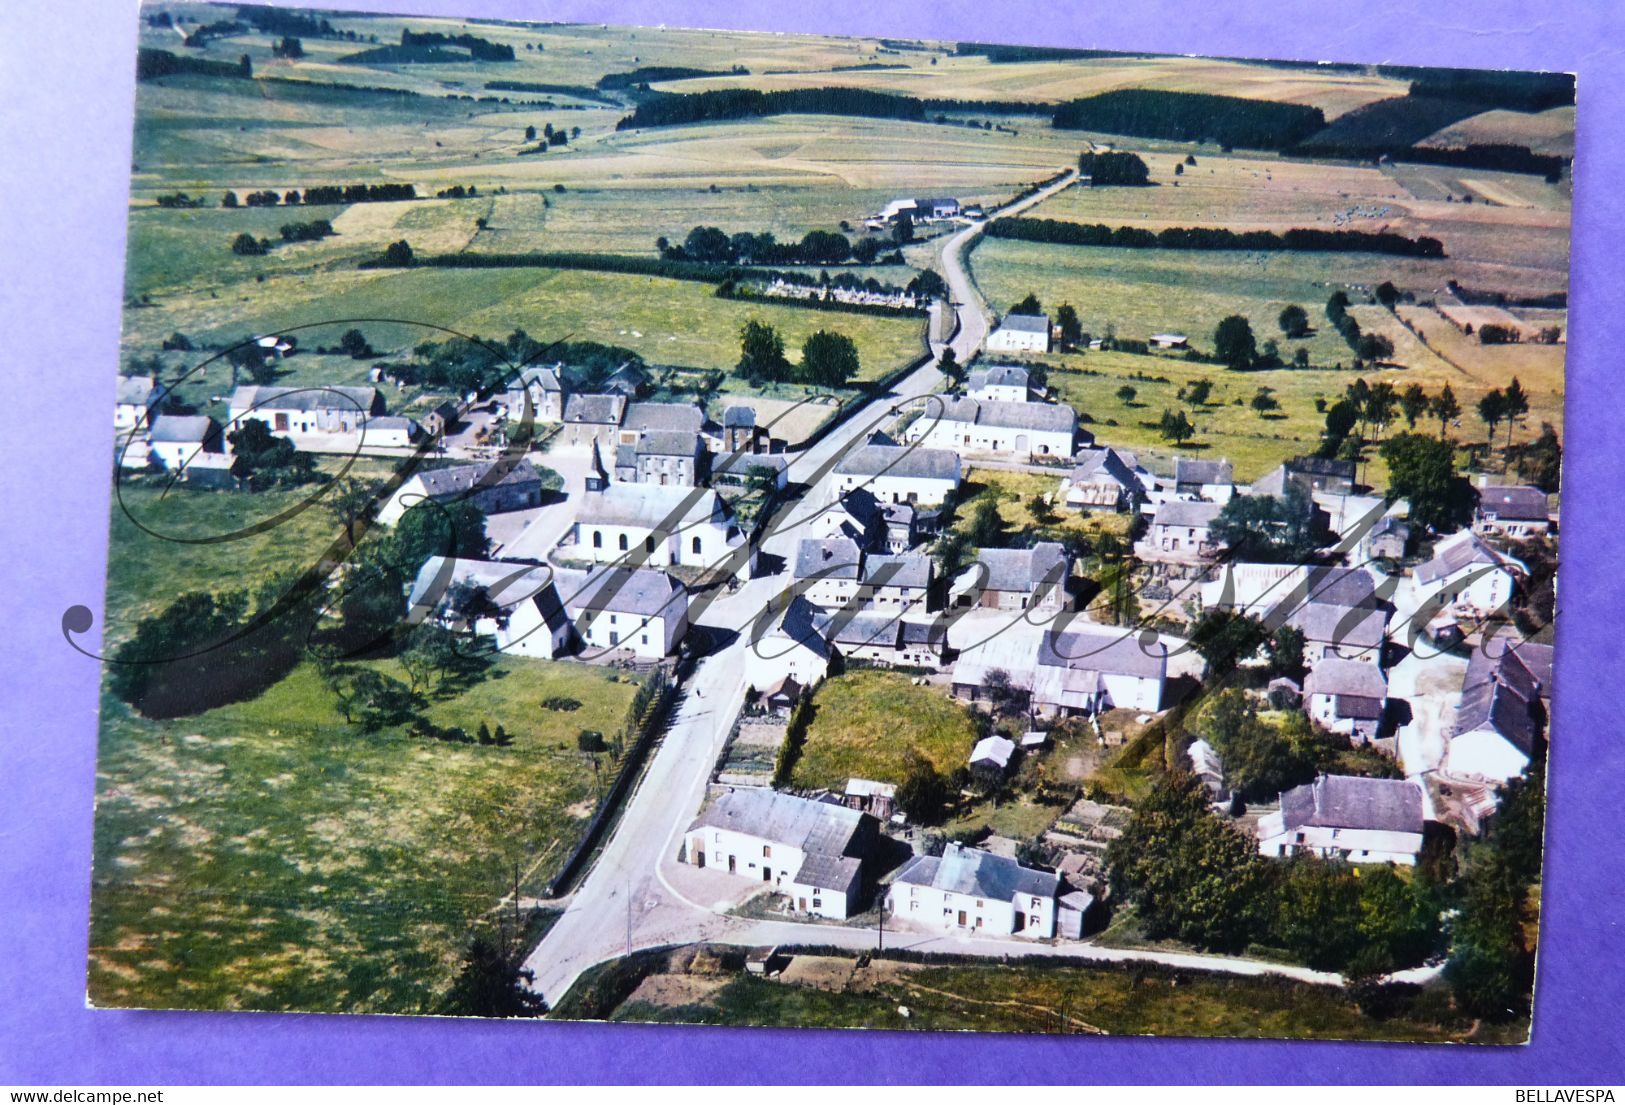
1187, 738, 1229, 804
887, 843, 1060, 939
832, 441, 961, 506
905, 395, 1080, 458
503, 364, 566, 423
793, 536, 865, 611
857, 552, 933, 610
711, 451, 789, 490
363, 415, 420, 448
146, 414, 222, 473
614, 430, 705, 487
1173, 457, 1235, 502
1148, 333, 1190, 350
1303, 657, 1388, 742
950, 542, 1071, 612
966, 364, 1035, 403
228, 384, 383, 435
1062, 447, 1144, 512
742, 594, 832, 692
1256, 775, 1427, 866
1447, 633, 1552, 783
1412, 530, 1526, 616
376, 458, 546, 526
1139, 499, 1225, 563
969, 734, 1016, 776
547, 564, 690, 660
114, 375, 166, 432
843, 778, 896, 820
1472, 484, 1551, 540
575, 483, 750, 572
986, 312, 1051, 354
686, 788, 878, 920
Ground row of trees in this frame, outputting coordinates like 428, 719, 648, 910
1325, 290, 1397, 364
660, 225, 896, 267
736, 321, 861, 388
229, 219, 335, 256
220, 183, 417, 209
988, 217, 1444, 259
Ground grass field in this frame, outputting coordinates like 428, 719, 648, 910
789, 670, 979, 789
954, 467, 1134, 544
579, 946, 1520, 1041
88, 656, 640, 1013
1421, 105, 1577, 158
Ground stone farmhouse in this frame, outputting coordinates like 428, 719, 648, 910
887, 843, 1060, 938
832, 440, 961, 506
376, 459, 546, 526
905, 395, 1079, 459
985, 312, 1051, 354
1256, 775, 1428, 866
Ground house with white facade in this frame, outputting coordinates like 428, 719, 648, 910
905, 396, 1079, 459
1138, 499, 1225, 564
147, 414, 222, 472
1256, 775, 1428, 866
887, 843, 1060, 938
1447, 634, 1551, 783
1411, 529, 1526, 617
1174, 457, 1235, 502
228, 384, 384, 435
406, 556, 574, 658
951, 624, 1167, 716
985, 313, 1051, 354
857, 552, 933, 610
832, 441, 960, 506
551, 564, 689, 660
115, 375, 166, 432
377, 459, 547, 526
1473, 484, 1551, 540
685, 788, 878, 919
966, 364, 1035, 403
362, 416, 420, 448
742, 595, 833, 692
793, 537, 864, 610
1303, 658, 1388, 741
575, 484, 751, 573
950, 542, 1071, 612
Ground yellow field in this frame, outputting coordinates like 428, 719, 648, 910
1421, 106, 1577, 158
1395, 305, 1566, 427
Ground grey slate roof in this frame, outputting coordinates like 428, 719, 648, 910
557, 564, 686, 619
997, 313, 1050, 334
634, 430, 702, 458
415, 459, 542, 498
623, 402, 705, 435
1152, 500, 1223, 528
1039, 627, 1167, 680
1176, 457, 1233, 487
577, 484, 727, 530
1414, 530, 1524, 586
688, 789, 869, 877
1454, 676, 1540, 754
861, 553, 932, 590
722, 405, 757, 428
928, 396, 1076, 434
1277, 775, 1424, 835
117, 375, 160, 406
1464, 633, 1554, 700
230, 384, 379, 414
1289, 603, 1388, 651
795, 537, 863, 582
829, 615, 902, 649
407, 556, 555, 612
515, 364, 564, 391
1288, 455, 1356, 480
1301, 567, 1382, 609
892, 843, 1059, 900
1303, 657, 1388, 699
1476, 484, 1550, 522
1070, 448, 1138, 488
967, 364, 1031, 392
713, 452, 787, 477
835, 443, 960, 482
562, 392, 626, 425
148, 414, 217, 444
974, 543, 1069, 593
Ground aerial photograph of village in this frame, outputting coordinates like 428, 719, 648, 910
92, 2, 1569, 1041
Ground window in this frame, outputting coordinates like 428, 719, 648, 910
692, 535, 703, 555
609, 614, 617, 624
593, 530, 603, 549
910, 900, 918, 911
762, 845, 771, 858
609, 631, 619, 646
641, 634, 649, 646
617, 533, 628, 552
645, 536, 656, 554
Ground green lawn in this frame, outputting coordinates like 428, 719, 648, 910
88, 656, 641, 1014
790, 670, 979, 790
954, 467, 1135, 545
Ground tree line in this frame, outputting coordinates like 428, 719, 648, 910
595, 65, 747, 90
399, 28, 514, 61
989, 216, 1444, 258
1052, 89, 1327, 150
659, 225, 901, 267
736, 320, 861, 388
136, 48, 252, 82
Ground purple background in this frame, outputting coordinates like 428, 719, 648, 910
2, 0, 1622, 1084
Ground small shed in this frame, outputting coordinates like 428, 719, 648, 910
844, 778, 896, 820
969, 734, 1016, 774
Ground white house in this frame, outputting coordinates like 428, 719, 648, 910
832, 441, 960, 507
228, 384, 384, 435
743, 595, 833, 692
950, 542, 1071, 612
377, 459, 547, 526
552, 564, 689, 660
986, 313, 1051, 354
1473, 484, 1551, 540
966, 364, 1034, 403
969, 734, 1016, 775
1303, 658, 1388, 741
905, 396, 1078, 459
147, 414, 222, 472
886, 843, 1060, 938
406, 556, 574, 658
115, 375, 166, 432
1411, 530, 1526, 617
1174, 457, 1235, 503
685, 788, 878, 919
1446, 634, 1550, 783
1138, 499, 1225, 563
951, 624, 1167, 716
793, 537, 864, 610
362, 416, 419, 449
575, 484, 749, 572
857, 552, 933, 610
1256, 775, 1427, 866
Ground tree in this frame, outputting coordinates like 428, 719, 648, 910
937, 346, 962, 386
230, 232, 266, 256
891, 210, 914, 244
382, 239, 414, 266
1399, 383, 1429, 429
1356, 332, 1394, 363
737, 319, 790, 384
1187, 610, 1269, 676
1501, 376, 1530, 448
222, 190, 239, 208
399, 621, 462, 695
389, 500, 490, 575
1158, 408, 1195, 445
1210, 483, 1321, 562
1477, 388, 1508, 451
1510, 423, 1562, 493
1278, 304, 1310, 338
981, 668, 1023, 718
1183, 379, 1213, 406
1293, 347, 1310, 369
1213, 315, 1257, 369
966, 497, 1005, 548
1106, 774, 1272, 952
1375, 280, 1400, 308
227, 418, 318, 489
273, 35, 304, 58
1055, 303, 1082, 347
1273, 857, 1365, 970
441, 934, 548, 1017
1363, 380, 1398, 440
798, 329, 860, 388
1250, 388, 1280, 417
1010, 292, 1042, 316
323, 478, 381, 547
339, 328, 374, 359
1432, 384, 1461, 440
1266, 624, 1305, 681
1028, 492, 1054, 524
1116, 384, 1137, 405
894, 748, 949, 824
1380, 433, 1475, 534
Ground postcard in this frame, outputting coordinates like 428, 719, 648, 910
91, 4, 1567, 1041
